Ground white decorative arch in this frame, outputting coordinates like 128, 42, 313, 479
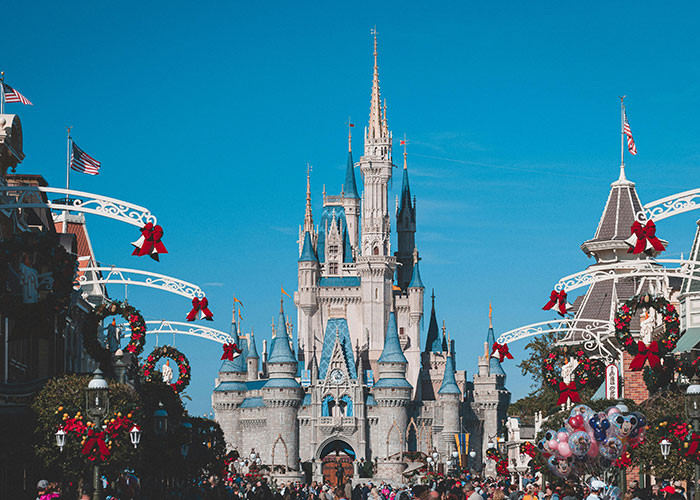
78, 266, 205, 299
0, 185, 157, 227
386, 419, 404, 457
496, 318, 618, 361
639, 188, 700, 222
552, 259, 700, 294
119, 320, 234, 345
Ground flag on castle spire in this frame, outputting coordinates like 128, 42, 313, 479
623, 108, 637, 156
2, 82, 33, 105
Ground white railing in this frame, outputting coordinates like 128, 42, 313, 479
639, 188, 700, 222
120, 320, 234, 345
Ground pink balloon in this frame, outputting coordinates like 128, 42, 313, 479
549, 439, 560, 451
587, 440, 599, 458
558, 442, 572, 458
558, 432, 569, 443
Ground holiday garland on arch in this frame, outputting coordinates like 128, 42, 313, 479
542, 346, 605, 405
485, 447, 510, 477
141, 345, 191, 394
614, 293, 680, 371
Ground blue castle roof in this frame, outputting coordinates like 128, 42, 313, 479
231, 329, 248, 372
318, 318, 357, 380
438, 353, 461, 394
486, 325, 506, 376
239, 397, 265, 408
398, 163, 413, 218
424, 293, 443, 353
344, 150, 359, 199
378, 312, 407, 364
268, 301, 297, 364
247, 331, 259, 359
299, 231, 318, 262
408, 259, 424, 288
213, 381, 247, 392
317, 205, 346, 263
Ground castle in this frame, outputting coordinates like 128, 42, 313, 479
212, 35, 510, 484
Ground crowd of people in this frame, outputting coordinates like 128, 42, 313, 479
33, 471, 696, 500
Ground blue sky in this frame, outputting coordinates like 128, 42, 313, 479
5, 1, 700, 415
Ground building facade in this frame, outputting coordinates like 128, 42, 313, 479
212, 36, 510, 484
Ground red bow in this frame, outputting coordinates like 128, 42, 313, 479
221, 343, 242, 361
687, 432, 700, 457
628, 220, 665, 255
131, 222, 168, 261
81, 429, 111, 461
628, 340, 661, 371
542, 290, 568, 316
491, 342, 514, 363
557, 381, 581, 405
187, 297, 213, 321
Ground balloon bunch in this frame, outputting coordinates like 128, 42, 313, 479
537, 404, 647, 479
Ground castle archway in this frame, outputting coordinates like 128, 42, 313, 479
317, 439, 355, 488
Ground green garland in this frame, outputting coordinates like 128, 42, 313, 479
83, 301, 148, 368
142, 345, 191, 394
542, 346, 605, 390
0, 232, 77, 334
614, 293, 680, 357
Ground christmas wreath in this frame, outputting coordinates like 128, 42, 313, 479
142, 345, 191, 393
614, 294, 681, 371
542, 346, 605, 405
83, 301, 148, 368
0, 231, 77, 334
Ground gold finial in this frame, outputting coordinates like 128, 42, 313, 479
489, 302, 493, 328
441, 320, 446, 335
401, 134, 409, 169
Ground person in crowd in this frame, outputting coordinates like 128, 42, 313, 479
465, 482, 485, 500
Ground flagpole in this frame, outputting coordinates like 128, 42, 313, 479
0, 72, 4, 115
63, 127, 72, 233
619, 95, 626, 181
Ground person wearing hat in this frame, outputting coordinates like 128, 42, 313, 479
37, 479, 49, 498
586, 480, 606, 500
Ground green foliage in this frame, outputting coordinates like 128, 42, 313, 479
31, 374, 141, 482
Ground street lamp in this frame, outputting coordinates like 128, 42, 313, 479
153, 402, 168, 436
85, 369, 109, 500
497, 437, 507, 456
660, 439, 671, 460
686, 375, 700, 500
180, 421, 192, 458
55, 429, 66, 452
129, 425, 141, 449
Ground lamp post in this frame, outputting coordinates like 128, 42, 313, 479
153, 402, 168, 436
86, 369, 109, 500
55, 429, 66, 452
686, 375, 700, 500
129, 425, 141, 449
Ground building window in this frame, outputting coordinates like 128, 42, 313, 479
373, 246, 379, 255
399, 327, 404, 336
329, 244, 339, 255
328, 263, 338, 274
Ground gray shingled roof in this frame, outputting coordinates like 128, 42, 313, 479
586, 179, 644, 244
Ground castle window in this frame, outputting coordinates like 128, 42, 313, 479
373, 246, 379, 255
328, 263, 338, 274
399, 327, 404, 336
329, 244, 339, 255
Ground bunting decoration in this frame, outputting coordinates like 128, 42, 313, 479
186, 296, 214, 321
542, 290, 571, 316
613, 294, 680, 371
625, 220, 665, 255
221, 342, 242, 361
491, 342, 514, 363
131, 223, 168, 261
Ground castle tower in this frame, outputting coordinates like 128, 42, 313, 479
396, 147, 416, 289
438, 337, 461, 458
262, 298, 302, 470
357, 33, 396, 357
343, 127, 361, 252
472, 306, 510, 463
213, 310, 247, 451
247, 330, 260, 381
374, 312, 411, 460
405, 248, 424, 395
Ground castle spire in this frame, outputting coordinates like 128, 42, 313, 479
368, 27, 383, 140
489, 302, 493, 329
304, 163, 314, 233
344, 122, 359, 199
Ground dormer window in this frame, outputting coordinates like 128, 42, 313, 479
328, 263, 338, 274
329, 244, 339, 255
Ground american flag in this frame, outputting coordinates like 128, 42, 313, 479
2, 83, 33, 105
70, 141, 101, 175
623, 109, 637, 155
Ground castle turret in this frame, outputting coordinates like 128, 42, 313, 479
262, 298, 302, 470
396, 147, 416, 289
405, 248, 424, 397
424, 291, 443, 354
439, 337, 461, 457
247, 330, 260, 381
343, 128, 361, 252
374, 312, 411, 460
